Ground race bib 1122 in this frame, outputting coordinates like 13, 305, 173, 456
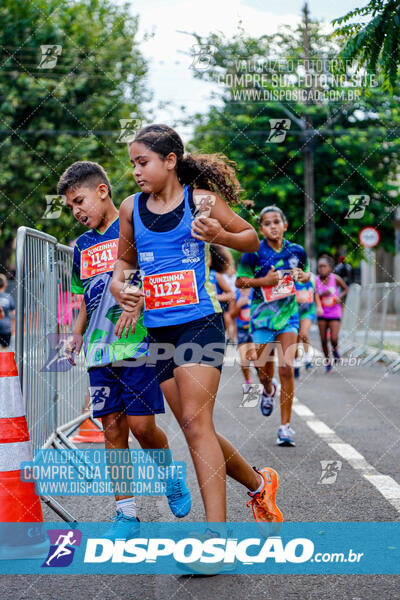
143, 270, 199, 311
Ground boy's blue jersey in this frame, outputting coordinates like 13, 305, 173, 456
71, 218, 148, 368
237, 239, 307, 332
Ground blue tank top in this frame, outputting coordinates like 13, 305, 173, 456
133, 186, 221, 328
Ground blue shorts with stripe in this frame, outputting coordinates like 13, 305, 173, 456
88, 360, 164, 418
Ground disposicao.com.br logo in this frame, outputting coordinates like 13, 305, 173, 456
1, 522, 394, 575
83, 535, 363, 567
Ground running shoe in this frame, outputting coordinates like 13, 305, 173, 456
294, 366, 300, 378
246, 467, 283, 525
325, 362, 332, 373
165, 477, 191, 517
332, 349, 340, 364
305, 362, 313, 370
276, 424, 296, 447
260, 378, 277, 417
177, 527, 237, 575
103, 511, 140, 541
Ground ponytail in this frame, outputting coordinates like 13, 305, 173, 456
133, 124, 241, 205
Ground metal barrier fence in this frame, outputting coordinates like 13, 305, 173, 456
54, 243, 98, 447
338, 283, 361, 355
340, 282, 400, 372
15, 227, 58, 452
15, 227, 98, 521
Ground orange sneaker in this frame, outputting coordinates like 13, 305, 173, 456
246, 466, 283, 523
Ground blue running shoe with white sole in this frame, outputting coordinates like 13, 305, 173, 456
165, 477, 191, 517
103, 511, 140, 541
260, 378, 277, 417
276, 424, 295, 447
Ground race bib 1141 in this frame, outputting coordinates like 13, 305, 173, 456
80, 239, 118, 279
143, 270, 199, 311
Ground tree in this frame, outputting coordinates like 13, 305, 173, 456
0, 0, 148, 272
187, 18, 400, 263
333, 0, 400, 92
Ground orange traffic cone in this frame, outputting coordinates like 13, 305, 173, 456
70, 389, 105, 443
0, 352, 48, 558
71, 417, 105, 443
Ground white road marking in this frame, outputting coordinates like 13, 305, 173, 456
293, 397, 400, 513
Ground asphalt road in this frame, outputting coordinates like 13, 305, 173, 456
1, 351, 400, 599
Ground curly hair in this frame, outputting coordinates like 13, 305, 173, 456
132, 124, 241, 205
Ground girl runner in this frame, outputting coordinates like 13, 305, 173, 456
110, 124, 283, 524
315, 255, 348, 372
236, 206, 310, 447
293, 275, 323, 378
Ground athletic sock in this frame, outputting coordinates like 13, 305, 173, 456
116, 497, 137, 518
248, 473, 264, 496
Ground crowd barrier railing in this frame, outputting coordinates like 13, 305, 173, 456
15, 226, 102, 521
339, 282, 400, 372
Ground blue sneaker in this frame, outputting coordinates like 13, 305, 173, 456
305, 362, 313, 370
294, 366, 300, 378
165, 477, 191, 518
103, 511, 140, 540
276, 424, 296, 447
260, 378, 277, 417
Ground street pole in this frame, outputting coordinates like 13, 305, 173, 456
302, 2, 316, 271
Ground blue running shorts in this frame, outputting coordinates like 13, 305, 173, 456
88, 360, 164, 418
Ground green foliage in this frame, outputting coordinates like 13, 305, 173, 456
188, 20, 400, 263
0, 0, 147, 269
333, 0, 400, 92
